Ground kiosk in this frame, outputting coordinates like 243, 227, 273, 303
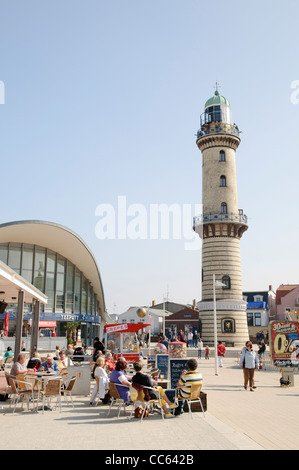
104, 323, 150, 362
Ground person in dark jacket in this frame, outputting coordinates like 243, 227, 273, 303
132, 360, 176, 417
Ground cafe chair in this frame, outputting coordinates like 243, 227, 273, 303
184, 383, 205, 419
24, 374, 41, 402
39, 378, 62, 414
129, 384, 165, 421
60, 368, 69, 379
4, 372, 12, 396
0, 356, 13, 370
6, 377, 36, 413
107, 382, 130, 418
62, 376, 77, 408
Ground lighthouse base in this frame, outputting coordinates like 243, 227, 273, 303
198, 300, 249, 347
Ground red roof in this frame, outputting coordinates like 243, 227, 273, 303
276, 285, 299, 305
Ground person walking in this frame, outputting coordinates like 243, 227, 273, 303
239, 341, 259, 391
217, 341, 226, 367
187, 330, 193, 348
198, 338, 204, 359
258, 339, 266, 369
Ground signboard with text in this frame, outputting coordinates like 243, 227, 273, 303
169, 358, 187, 389
269, 321, 299, 367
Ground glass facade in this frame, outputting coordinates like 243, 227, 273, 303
0, 242, 101, 339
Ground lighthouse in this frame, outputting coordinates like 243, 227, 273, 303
193, 87, 249, 347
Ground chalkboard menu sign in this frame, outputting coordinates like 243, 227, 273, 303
169, 358, 187, 389
156, 354, 169, 379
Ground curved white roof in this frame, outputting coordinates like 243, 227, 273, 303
0, 220, 111, 323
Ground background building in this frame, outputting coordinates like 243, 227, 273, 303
243, 286, 276, 342
275, 284, 299, 322
0, 220, 112, 345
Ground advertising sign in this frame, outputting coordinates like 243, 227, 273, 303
269, 321, 299, 367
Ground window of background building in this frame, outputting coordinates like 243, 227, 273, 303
8, 244, 21, 274
21, 245, 34, 283
55, 255, 65, 311
247, 312, 254, 327
255, 313, 261, 326
45, 251, 56, 312
0, 244, 8, 264
33, 248, 45, 292
66, 261, 74, 313
81, 276, 87, 314
74, 269, 81, 314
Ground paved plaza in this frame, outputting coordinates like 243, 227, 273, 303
1, 350, 298, 451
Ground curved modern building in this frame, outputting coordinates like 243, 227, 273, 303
0, 220, 111, 344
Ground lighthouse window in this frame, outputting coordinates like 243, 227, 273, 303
219, 151, 225, 161
222, 275, 231, 289
221, 203, 227, 214
220, 176, 226, 187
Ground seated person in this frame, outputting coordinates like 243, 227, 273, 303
58, 350, 73, 371
105, 351, 116, 373
10, 353, 34, 378
175, 358, 203, 416
90, 356, 109, 404
1, 347, 13, 369
109, 357, 131, 405
27, 351, 41, 370
3, 346, 13, 363
132, 360, 176, 417
38, 354, 60, 374
73, 346, 85, 362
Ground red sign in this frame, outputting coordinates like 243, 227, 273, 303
39, 321, 57, 328
104, 323, 150, 334
105, 323, 129, 334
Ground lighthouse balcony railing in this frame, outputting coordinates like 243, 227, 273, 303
196, 123, 241, 139
193, 212, 248, 226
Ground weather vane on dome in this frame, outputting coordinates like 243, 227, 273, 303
214, 81, 221, 94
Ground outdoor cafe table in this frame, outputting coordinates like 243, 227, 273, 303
26, 373, 63, 411
26, 372, 63, 390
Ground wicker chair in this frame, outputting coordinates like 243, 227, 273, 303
184, 383, 205, 418
39, 378, 62, 414
129, 385, 165, 421
107, 382, 130, 418
6, 377, 35, 413
62, 376, 77, 408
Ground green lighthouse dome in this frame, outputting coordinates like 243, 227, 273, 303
204, 90, 230, 109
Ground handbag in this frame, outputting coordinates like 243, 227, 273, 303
134, 406, 148, 418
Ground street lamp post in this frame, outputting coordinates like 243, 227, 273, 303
213, 274, 226, 376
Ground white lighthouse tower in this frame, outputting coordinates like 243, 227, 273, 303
193, 87, 249, 346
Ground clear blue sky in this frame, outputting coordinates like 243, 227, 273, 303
0, 0, 299, 315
